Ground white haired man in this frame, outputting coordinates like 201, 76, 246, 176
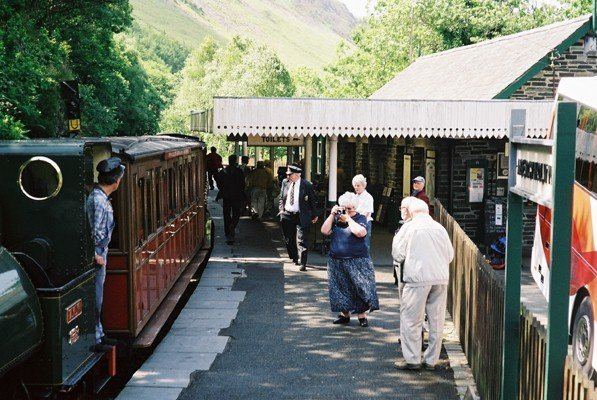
392, 197, 454, 371
391, 196, 416, 294
352, 174, 374, 253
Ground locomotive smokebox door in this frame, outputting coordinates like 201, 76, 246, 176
0, 247, 43, 374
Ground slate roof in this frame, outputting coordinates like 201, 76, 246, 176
370, 15, 593, 101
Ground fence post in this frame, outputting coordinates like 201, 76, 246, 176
543, 102, 576, 400
500, 192, 523, 400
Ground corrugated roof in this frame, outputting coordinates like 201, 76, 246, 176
213, 97, 553, 139
109, 135, 204, 161
0, 135, 204, 160
371, 15, 593, 100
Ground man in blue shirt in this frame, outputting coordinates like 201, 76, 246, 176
86, 157, 125, 351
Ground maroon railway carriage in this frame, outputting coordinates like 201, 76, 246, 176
101, 135, 212, 347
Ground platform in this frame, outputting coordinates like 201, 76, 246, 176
118, 194, 464, 399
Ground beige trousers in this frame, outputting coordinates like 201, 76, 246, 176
400, 284, 447, 365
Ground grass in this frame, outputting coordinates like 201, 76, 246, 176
129, 0, 355, 69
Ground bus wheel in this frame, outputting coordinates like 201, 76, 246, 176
573, 297, 594, 376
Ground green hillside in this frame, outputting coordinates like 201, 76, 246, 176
130, 0, 356, 69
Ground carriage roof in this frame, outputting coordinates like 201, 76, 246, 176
0, 134, 204, 160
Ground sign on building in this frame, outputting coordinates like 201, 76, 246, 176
247, 136, 305, 147
511, 144, 553, 207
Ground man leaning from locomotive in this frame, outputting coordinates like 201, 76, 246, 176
86, 157, 124, 351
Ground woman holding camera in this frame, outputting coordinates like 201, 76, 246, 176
321, 192, 379, 327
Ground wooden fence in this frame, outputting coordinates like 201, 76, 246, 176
434, 201, 597, 400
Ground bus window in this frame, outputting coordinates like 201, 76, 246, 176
579, 104, 597, 134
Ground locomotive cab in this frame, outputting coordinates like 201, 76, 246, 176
0, 135, 212, 396
0, 140, 113, 392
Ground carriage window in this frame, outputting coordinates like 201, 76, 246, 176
178, 165, 184, 210
19, 156, 63, 201
155, 167, 162, 228
146, 172, 154, 235
168, 168, 175, 218
186, 163, 192, 206
139, 177, 147, 240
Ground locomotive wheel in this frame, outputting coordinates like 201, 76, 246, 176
572, 297, 594, 377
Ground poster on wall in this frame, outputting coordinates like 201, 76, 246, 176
468, 167, 485, 203
425, 158, 436, 200
402, 155, 412, 198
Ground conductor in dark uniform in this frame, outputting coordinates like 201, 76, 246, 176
279, 164, 318, 271
216, 155, 246, 245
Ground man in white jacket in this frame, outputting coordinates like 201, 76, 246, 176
392, 197, 454, 371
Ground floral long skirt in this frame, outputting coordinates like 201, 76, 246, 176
327, 257, 380, 314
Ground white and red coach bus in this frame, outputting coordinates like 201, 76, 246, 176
531, 77, 597, 376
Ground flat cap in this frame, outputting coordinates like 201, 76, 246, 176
413, 176, 425, 185
97, 157, 125, 175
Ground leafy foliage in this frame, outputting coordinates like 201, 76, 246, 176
161, 36, 295, 152
0, 0, 168, 138
123, 23, 190, 73
292, 0, 577, 99
292, 67, 325, 98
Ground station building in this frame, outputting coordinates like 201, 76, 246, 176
196, 14, 597, 252
329, 14, 597, 249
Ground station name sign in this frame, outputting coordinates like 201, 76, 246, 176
247, 136, 304, 147
511, 143, 553, 206
516, 159, 552, 184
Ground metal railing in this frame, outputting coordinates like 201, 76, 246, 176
434, 201, 597, 400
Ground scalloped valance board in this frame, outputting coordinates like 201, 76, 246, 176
210, 97, 553, 141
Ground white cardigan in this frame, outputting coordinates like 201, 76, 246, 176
391, 214, 454, 286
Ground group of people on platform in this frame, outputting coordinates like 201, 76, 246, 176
208, 146, 455, 371
206, 147, 279, 244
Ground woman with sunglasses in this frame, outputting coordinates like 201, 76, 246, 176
321, 192, 379, 327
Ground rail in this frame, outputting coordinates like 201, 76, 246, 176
434, 201, 597, 400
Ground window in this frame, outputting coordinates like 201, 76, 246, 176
578, 104, 597, 134
134, 174, 143, 245
141, 171, 154, 239
168, 168, 175, 218
155, 167, 162, 228
19, 156, 63, 200
316, 140, 323, 175
109, 190, 121, 250
575, 105, 597, 195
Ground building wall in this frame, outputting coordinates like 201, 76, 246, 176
510, 37, 597, 100
336, 34, 595, 250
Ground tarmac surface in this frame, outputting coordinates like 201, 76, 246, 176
177, 195, 459, 399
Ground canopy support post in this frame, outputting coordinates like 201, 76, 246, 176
305, 137, 313, 181
328, 135, 338, 205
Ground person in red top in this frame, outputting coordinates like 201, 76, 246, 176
411, 176, 430, 205
206, 146, 223, 190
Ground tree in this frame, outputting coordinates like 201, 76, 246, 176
123, 23, 190, 73
322, 0, 566, 98
0, 0, 168, 138
292, 67, 325, 98
0, 1, 66, 138
161, 36, 295, 154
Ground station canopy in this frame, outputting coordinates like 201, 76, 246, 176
209, 97, 554, 140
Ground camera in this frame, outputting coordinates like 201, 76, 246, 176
336, 207, 346, 215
